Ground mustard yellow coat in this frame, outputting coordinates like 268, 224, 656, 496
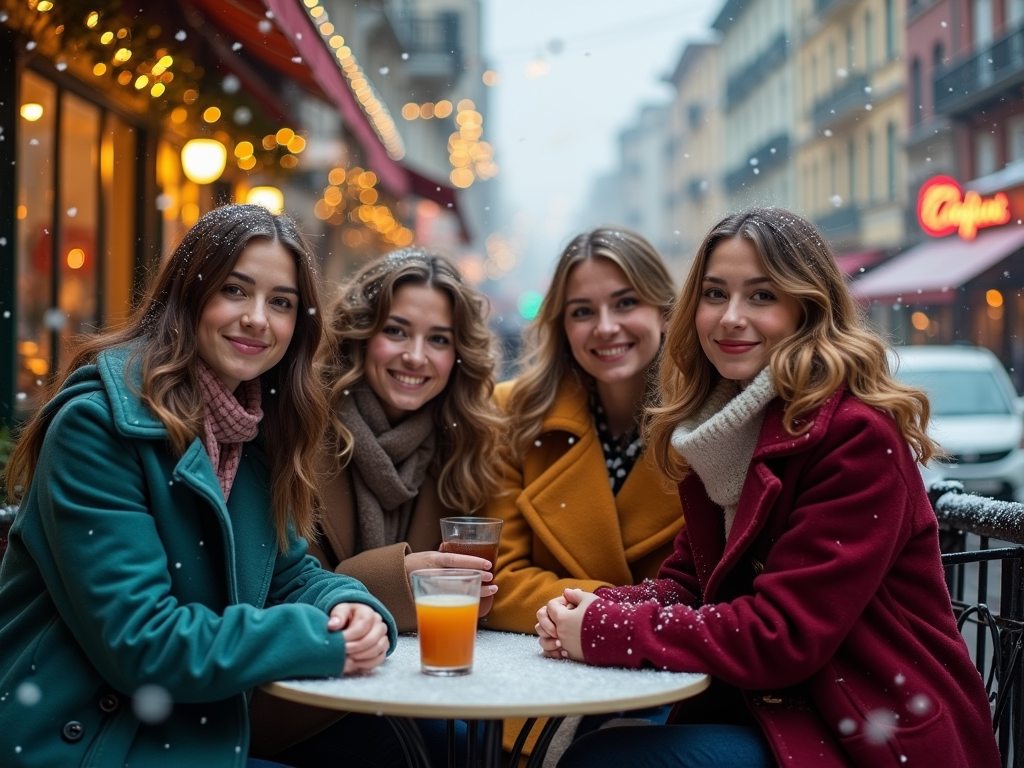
486, 376, 685, 633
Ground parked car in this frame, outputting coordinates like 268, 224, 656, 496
890, 345, 1024, 502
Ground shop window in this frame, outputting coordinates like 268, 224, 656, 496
14, 70, 137, 417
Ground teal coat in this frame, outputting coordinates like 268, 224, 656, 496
0, 347, 397, 768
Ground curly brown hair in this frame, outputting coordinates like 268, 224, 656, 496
320, 250, 503, 513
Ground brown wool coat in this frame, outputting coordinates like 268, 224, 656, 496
487, 376, 685, 756
248, 452, 455, 759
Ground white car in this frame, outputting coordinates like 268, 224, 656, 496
890, 345, 1024, 502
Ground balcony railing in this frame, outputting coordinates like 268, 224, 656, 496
934, 23, 1024, 115
725, 33, 789, 111
724, 133, 790, 192
815, 0, 858, 19
813, 72, 870, 130
814, 206, 860, 244
387, 12, 462, 82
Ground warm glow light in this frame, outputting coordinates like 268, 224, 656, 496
67, 248, 86, 269
151, 83, 165, 97
918, 176, 1012, 240
171, 106, 188, 124
450, 168, 474, 188
203, 107, 221, 123
234, 141, 254, 158
319, 22, 334, 35
359, 188, 378, 205
987, 289, 1004, 308
286, 135, 306, 153
247, 186, 284, 215
328, 167, 347, 185
134, 75, 149, 90
27, 358, 49, 376
329, 35, 345, 48
911, 312, 930, 331
17, 205, 27, 219
238, 155, 257, 170
37, 1, 54, 11
457, 99, 475, 112
86, 11, 99, 27
280, 154, 298, 169
402, 103, 419, 120
482, 70, 499, 86
358, 171, 377, 188
324, 187, 343, 206
114, 48, 132, 63
117, 71, 132, 85
100, 31, 113, 44
276, 127, 295, 145
93, 63, 106, 76
20, 103, 44, 121
434, 100, 453, 118
180, 139, 227, 184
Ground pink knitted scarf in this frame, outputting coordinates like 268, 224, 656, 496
196, 359, 263, 500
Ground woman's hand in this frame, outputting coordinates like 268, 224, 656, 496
403, 551, 499, 617
328, 603, 391, 674
538, 589, 597, 662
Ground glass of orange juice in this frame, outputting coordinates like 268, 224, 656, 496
410, 568, 482, 676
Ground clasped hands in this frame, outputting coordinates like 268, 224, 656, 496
328, 603, 391, 675
535, 588, 599, 662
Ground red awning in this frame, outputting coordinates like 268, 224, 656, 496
851, 225, 1024, 305
185, 0, 469, 239
834, 249, 885, 277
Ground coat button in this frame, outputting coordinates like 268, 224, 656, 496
62, 721, 84, 742
98, 694, 120, 713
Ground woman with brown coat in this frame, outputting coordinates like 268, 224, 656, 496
249, 250, 503, 766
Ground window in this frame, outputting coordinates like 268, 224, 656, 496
848, 138, 856, 203
885, 0, 896, 60
975, 130, 997, 176
1008, 114, 1024, 163
933, 42, 945, 70
887, 121, 897, 200
1010, 0, 1024, 29
829, 41, 837, 87
973, 0, 994, 47
830, 149, 838, 195
865, 10, 874, 69
911, 58, 923, 125
867, 131, 876, 203
846, 24, 855, 70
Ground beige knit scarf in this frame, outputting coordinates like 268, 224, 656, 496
196, 359, 263, 501
338, 384, 437, 551
671, 367, 777, 540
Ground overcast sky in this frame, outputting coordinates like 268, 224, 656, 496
481, 0, 722, 304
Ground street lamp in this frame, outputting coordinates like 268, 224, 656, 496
181, 138, 227, 185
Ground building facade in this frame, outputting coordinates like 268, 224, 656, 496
715, 0, 798, 211
664, 40, 724, 277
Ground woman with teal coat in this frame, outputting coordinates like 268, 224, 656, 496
0, 204, 397, 768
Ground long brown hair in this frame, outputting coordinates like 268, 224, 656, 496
506, 228, 676, 462
6, 204, 328, 550
646, 207, 941, 481
320, 250, 503, 513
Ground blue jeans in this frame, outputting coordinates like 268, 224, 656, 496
557, 724, 776, 768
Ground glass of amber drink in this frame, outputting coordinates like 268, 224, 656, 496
411, 569, 482, 676
439, 517, 504, 569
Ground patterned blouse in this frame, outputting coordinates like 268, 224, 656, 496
590, 390, 643, 495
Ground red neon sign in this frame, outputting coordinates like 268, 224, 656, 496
917, 175, 1011, 240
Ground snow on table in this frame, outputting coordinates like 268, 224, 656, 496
262, 630, 709, 718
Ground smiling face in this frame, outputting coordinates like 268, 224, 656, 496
196, 238, 299, 392
363, 282, 457, 423
695, 236, 802, 384
563, 257, 666, 398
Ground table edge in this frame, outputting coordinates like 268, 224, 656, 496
260, 674, 710, 719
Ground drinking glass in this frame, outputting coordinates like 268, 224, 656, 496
410, 568, 482, 676
439, 516, 504, 569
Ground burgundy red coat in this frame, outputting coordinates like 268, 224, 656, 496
581, 387, 1000, 768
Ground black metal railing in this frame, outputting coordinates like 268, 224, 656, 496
723, 133, 790, 192
725, 34, 788, 111
812, 71, 870, 130
934, 24, 1024, 114
931, 480, 1024, 767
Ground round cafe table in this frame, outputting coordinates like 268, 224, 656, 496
261, 630, 709, 768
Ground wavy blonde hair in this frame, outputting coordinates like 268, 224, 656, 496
507, 228, 677, 462
6, 205, 329, 551
320, 250, 503, 513
646, 207, 942, 481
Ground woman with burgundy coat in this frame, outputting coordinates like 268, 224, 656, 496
541, 208, 1001, 768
